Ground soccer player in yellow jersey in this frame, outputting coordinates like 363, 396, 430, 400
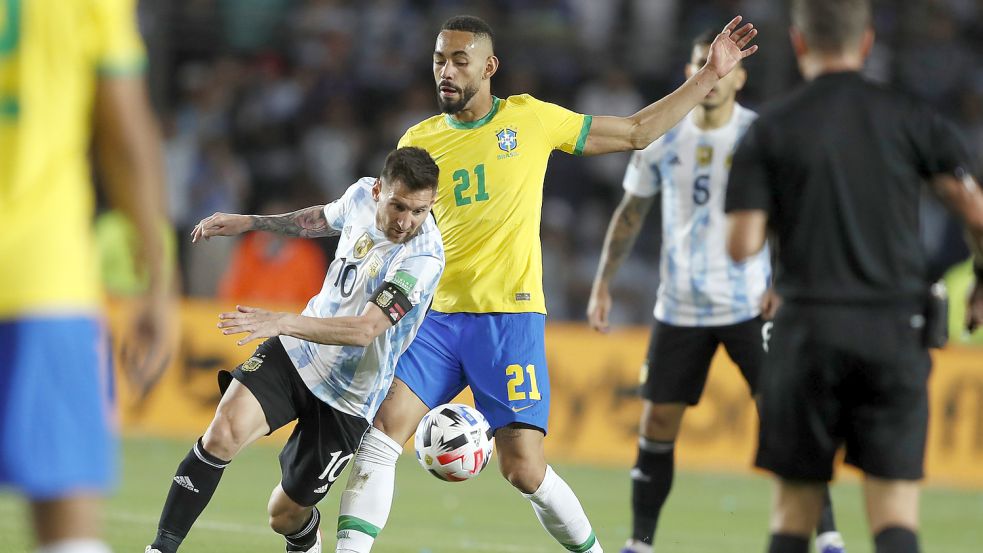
0, 1, 175, 552
336, 15, 758, 553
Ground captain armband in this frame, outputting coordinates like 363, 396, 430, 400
370, 281, 414, 325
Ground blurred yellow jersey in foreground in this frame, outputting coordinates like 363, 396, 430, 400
399, 94, 591, 314
0, 0, 145, 317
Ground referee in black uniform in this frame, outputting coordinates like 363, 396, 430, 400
724, 1, 983, 553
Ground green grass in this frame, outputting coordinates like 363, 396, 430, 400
2, 436, 982, 552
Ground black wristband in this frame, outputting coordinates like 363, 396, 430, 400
370, 281, 414, 325
974, 262, 983, 282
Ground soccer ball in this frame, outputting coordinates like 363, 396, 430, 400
414, 403, 494, 482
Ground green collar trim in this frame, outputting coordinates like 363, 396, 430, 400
444, 96, 502, 130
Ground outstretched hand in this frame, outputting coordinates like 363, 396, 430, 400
218, 305, 288, 346
706, 16, 759, 79
191, 212, 252, 243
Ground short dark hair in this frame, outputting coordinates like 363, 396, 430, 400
791, 0, 871, 54
692, 29, 718, 49
381, 147, 439, 192
441, 15, 495, 50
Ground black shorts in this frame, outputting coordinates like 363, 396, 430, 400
221, 338, 370, 506
640, 317, 766, 405
755, 303, 930, 482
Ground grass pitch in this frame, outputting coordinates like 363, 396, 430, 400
1, 436, 981, 552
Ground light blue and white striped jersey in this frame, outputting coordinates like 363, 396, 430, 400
623, 104, 770, 327
280, 177, 444, 420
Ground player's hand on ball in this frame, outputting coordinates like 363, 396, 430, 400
218, 305, 286, 346
706, 16, 758, 79
191, 212, 252, 243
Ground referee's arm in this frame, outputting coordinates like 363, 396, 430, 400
930, 170, 983, 331
723, 122, 772, 263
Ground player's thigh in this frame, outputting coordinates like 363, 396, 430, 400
640, 320, 718, 406
393, 311, 466, 412
202, 379, 269, 458
223, 337, 310, 435
459, 313, 550, 434
278, 398, 370, 507
754, 308, 841, 481
494, 424, 547, 491
0, 316, 115, 499
372, 377, 432, 444
716, 316, 768, 395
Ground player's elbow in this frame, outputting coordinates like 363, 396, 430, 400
727, 238, 757, 263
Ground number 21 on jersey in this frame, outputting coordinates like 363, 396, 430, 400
453, 163, 489, 206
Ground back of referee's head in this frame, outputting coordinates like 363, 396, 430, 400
790, 0, 872, 55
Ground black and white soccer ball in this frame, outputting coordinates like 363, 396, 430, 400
414, 403, 494, 482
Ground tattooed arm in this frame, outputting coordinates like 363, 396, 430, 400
586, 192, 656, 332
191, 205, 338, 243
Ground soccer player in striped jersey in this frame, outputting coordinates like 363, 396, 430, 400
0, 1, 175, 552
145, 148, 444, 553
587, 31, 844, 553
334, 15, 758, 553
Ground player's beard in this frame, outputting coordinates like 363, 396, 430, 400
437, 81, 480, 115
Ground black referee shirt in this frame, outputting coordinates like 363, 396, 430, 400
725, 71, 971, 304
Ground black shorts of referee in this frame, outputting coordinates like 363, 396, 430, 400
755, 302, 930, 482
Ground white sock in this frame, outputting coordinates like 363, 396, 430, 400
521, 465, 603, 552
36, 539, 112, 553
335, 427, 402, 553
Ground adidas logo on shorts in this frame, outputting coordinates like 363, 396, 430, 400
314, 483, 328, 494
173, 475, 199, 493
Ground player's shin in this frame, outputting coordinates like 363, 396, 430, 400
335, 427, 402, 553
150, 438, 231, 553
522, 465, 603, 553
630, 437, 675, 546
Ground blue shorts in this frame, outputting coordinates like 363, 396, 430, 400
395, 311, 551, 433
0, 316, 116, 499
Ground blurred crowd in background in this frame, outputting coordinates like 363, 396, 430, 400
97, 0, 983, 325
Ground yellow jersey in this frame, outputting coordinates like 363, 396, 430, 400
398, 94, 592, 314
0, 0, 146, 317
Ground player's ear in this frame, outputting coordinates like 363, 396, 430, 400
483, 55, 499, 80
372, 178, 382, 201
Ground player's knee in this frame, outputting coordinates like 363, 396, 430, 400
498, 455, 545, 494
641, 405, 684, 439
202, 412, 247, 459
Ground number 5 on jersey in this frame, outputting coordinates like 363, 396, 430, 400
506, 364, 541, 402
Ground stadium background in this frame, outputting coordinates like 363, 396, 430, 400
4, 1, 983, 552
